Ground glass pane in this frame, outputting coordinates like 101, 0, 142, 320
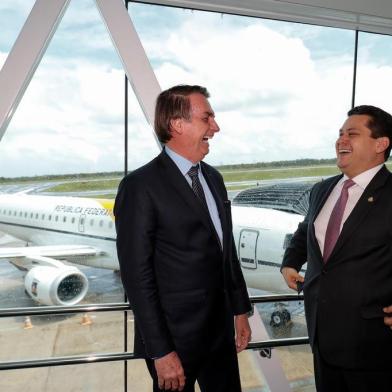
0, 1, 35, 69
355, 31, 392, 113
0, 362, 124, 392
126, 86, 161, 172
237, 345, 315, 391
0, 311, 125, 361
129, 3, 354, 168
0, 0, 126, 309
126, 5, 348, 389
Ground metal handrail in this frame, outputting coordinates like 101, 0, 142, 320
0, 337, 309, 371
0, 294, 308, 371
0, 303, 130, 318
0, 294, 304, 317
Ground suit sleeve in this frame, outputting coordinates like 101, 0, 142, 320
281, 217, 308, 271
215, 171, 251, 315
114, 176, 174, 358
281, 188, 314, 271
228, 233, 252, 315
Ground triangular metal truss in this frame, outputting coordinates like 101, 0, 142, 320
0, 0, 161, 147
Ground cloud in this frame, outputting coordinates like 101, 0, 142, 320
142, 11, 355, 165
1, 2, 392, 177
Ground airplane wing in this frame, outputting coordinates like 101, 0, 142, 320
0, 245, 99, 305
0, 244, 100, 259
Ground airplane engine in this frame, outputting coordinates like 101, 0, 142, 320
24, 265, 89, 306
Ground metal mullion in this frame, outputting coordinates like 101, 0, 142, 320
351, 30, 359, 109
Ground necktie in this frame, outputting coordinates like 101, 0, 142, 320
187, 165, 208, 210
323, 179, 355, 262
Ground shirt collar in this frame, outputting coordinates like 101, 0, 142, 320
165, 145, 200, 176
342, 163, 384, 190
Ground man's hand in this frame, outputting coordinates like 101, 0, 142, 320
383, 305, 392, 329
235, 313, 252, 353
281, 267, 304, 291
154, 351, 186, 391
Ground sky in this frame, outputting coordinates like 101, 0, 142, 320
0, 0, 392, 177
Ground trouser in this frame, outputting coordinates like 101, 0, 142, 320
313, 345, 390, 392
146, 339, 241, 392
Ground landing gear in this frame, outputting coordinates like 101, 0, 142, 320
258, 348, 272, 358
270, 307, 291, 328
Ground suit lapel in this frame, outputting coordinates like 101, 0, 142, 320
200, 162, 227, 252
329, 165, 390, 262
157, 151, 220, 238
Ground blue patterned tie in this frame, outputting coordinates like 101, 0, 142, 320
187, 165, 208, 210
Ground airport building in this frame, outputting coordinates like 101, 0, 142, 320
1, 0, 392, 391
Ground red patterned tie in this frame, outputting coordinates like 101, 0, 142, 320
323, 179, 355, 262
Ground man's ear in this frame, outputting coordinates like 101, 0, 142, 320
376, 136, 390, 154
169, 118, 183, 135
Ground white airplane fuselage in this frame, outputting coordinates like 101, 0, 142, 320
232, 205, 304, 293
0, 194, 116, 269
0, 193, 304, 305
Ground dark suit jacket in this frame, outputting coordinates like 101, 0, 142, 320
282, 165, 392, 370
114, 150, 251, 365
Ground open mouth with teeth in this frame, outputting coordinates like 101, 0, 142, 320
338, 148, 352, 154
202, 136, 211, 143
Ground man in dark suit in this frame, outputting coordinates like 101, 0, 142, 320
114, 85, 251, 392
281, 105, 392, 391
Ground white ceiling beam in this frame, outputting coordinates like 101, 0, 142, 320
134, 0, 392, 35
0, 0, 70, 142
95, 0, 162, 149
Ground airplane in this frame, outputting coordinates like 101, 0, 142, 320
0, 192, 305, 326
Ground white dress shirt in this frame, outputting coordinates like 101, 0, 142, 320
165, 146, 223, 247
314, 163, 384, 256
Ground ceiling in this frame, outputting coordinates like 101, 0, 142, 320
133, 0, 392, 35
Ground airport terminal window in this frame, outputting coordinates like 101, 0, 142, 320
1, 1, 390, 391
355, 31, 392, 113
129, 4, 354, 173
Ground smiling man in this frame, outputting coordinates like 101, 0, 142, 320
114, 85, 251, 392
281, 105, 392, 392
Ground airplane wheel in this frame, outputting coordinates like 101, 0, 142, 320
259, 348, 272, 358
270, 309, 291, 327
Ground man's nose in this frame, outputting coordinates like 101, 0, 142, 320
210, 118, 220, 132
338, 133, 349, 143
